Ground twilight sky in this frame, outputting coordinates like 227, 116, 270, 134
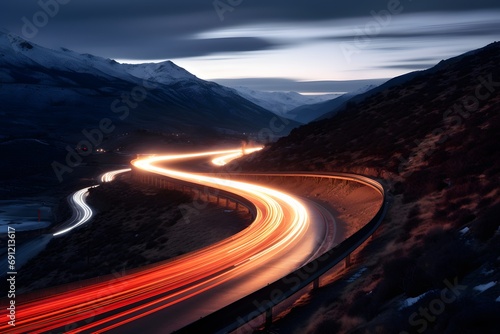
2, 0, 500, 93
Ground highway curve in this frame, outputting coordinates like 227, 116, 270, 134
0, 148, 380, 333
52, 168, 131, 237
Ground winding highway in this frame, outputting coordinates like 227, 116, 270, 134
52, 168, 131, 236
52, 186, 94, 237
1, 148, 371, 333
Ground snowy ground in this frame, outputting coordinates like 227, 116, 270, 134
0, 200, 51, 233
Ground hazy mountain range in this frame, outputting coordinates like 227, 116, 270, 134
0, 30, 298, 142
229, 86, 341, 121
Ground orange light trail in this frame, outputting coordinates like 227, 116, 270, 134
211, 147, 262, 166
1, 148, 312, 333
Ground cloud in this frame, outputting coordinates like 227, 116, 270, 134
2, 1, 500, 89
212, 78, 388, 93
86, 36, 280, 59
2, 1, 500, 60
320, 19, 500, 42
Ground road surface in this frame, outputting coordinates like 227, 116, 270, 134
1, 149, 340, 333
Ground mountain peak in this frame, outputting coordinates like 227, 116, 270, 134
0, 30, 33, 51
0, 32, 296, 142
121, 60, 198, 85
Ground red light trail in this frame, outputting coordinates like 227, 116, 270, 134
1, 148, 323, 333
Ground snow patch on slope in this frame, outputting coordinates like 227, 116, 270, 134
121, 61, 198, 85
0, 32, 130, 81
474, 281, 497, 293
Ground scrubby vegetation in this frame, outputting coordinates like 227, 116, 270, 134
240, 43, 500, 333
14, 177, 251, 294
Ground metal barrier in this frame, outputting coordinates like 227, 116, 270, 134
174, 172, 387, 334
10, 169, 385, 332
130, 166, 257, 219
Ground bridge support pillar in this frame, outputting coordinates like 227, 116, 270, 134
345, 253, 351, 269
265, 308, 273, 328
313, 277, 320, 290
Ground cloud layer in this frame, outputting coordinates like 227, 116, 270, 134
2, 1, 500, 90
3, 1, 499, 59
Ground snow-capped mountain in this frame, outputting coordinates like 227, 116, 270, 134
0, 32, 198, 86
231, 86, 340, 119
0, 32, 134, 83
0, 30, 301, 187
0, 31, 297, 141
121, 61, 198, 85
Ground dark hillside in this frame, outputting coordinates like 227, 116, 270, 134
242, 42, 499, 181
236, 42, 500, 333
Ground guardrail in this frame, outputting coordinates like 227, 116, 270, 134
174, 172, 387, 334
130, 166, 258, 219
11, 169, 262, 304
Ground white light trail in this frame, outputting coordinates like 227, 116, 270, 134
53, 169, 131, 236
53, 187, 94, 236
6, 149, 319, 334
100, 168, 132, 182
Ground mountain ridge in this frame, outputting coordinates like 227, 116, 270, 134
0, 30, 299, 189
235, 41, 500, 333
0, 30, 298, 139
317, 41, 500, 121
